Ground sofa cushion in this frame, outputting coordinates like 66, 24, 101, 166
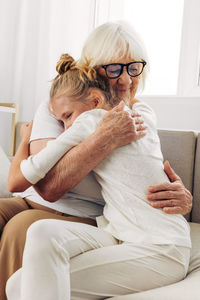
111, 222, 200, 300
0, 145, 12, 197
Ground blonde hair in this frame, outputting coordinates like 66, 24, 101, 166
79, 21, 148, 90
50, 54, 119, 108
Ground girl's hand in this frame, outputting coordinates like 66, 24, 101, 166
20, 121, 33, 143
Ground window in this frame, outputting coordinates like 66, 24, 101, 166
177, 0, 200, 96
123, 0, 184, 95
95, 0, 185, 95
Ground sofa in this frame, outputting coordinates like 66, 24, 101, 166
1, 126, 200, 299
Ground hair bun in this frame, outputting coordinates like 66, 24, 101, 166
56, 54, 75, 75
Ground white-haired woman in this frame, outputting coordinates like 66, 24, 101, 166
5, 22, 192, 300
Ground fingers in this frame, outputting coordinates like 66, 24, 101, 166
136, 131, 146, 139
162, 206, 184, 214
149, 199, 183, 209
134, 117, 144, 126
148, 181, 182, 193
147, 179, 193, 215
148, 196, 191, 215
113, 101, 125, 112
135, 124, 147, 133
164, 160, 181, 183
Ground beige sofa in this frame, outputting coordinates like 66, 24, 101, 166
1, 127, 200, 299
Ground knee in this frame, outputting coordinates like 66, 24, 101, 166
25, 220, 69, 262
25, 219, 59, 252
1, 210, 45, 243
26, 219, 54, 242
1, 210, 37, 245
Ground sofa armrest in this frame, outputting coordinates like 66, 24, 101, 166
0, 145, 12, 197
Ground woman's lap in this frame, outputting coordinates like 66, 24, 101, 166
0, 198, 96, 300
0, 197, 29, 232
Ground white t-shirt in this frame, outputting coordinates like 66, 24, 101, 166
21, 102, 191, 247
19, 100, 105, 219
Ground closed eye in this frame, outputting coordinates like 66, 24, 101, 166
65, 113, 72, 119
58, 120, 64, 127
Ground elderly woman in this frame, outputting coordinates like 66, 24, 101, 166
2, 21, 192, 300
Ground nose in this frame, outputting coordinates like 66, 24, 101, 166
117, 67, 132, 85
63, 121, 70, 131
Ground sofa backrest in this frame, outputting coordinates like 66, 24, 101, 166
192, 133, 200, 223
158, 129, 198, 222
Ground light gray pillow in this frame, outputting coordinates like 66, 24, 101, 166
0, 146, 12, 197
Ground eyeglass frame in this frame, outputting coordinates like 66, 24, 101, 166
101, 61, 146, 79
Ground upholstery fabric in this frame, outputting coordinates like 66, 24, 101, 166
0, 146, 12, 198
158, 130, 197, 221
192, 133, 200, 223
112, 222, 200, 300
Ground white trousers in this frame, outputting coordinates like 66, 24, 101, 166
6, 219, 190, 300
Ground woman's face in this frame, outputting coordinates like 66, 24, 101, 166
97, 57, 140, 103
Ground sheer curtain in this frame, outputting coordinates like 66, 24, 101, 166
0, 0, 95, 152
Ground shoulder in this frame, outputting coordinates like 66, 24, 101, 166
30, 100, 63, 141
131, 100, 155, 115
132, 101, 157, 128
74, 109, 107, 123
68, 109, 107, 134
129, 98, 140, 107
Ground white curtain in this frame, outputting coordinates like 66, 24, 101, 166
0, 0, 96, 152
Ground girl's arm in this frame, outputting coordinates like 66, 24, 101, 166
8, 121, 33, 192
32, 102, 146, 202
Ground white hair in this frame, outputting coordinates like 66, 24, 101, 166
79, 21, 149, 90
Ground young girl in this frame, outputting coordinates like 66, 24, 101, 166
7, 54, 191, 300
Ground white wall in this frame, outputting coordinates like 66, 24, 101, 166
1, 0, 200, 155
139, 96, 200, 131
0, 0, 95, 154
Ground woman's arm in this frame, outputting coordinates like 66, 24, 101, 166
33, 102, 146, 202
8, 122, 33, 192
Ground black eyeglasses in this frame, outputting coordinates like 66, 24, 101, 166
101, 61, 146, 79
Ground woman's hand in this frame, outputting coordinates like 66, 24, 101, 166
97, 101, 147, 150
20, 121, 33, 143
147, 160, 193, 215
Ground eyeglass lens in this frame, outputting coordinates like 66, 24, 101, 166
105, 62, 144, 78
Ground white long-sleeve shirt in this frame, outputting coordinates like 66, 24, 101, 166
21, 102, 191, 247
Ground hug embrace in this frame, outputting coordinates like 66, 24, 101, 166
1, 21, 192, 300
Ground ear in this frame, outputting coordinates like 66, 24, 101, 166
89, 89, 105, 109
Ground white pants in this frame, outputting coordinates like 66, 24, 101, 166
6, 219, 190, 300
